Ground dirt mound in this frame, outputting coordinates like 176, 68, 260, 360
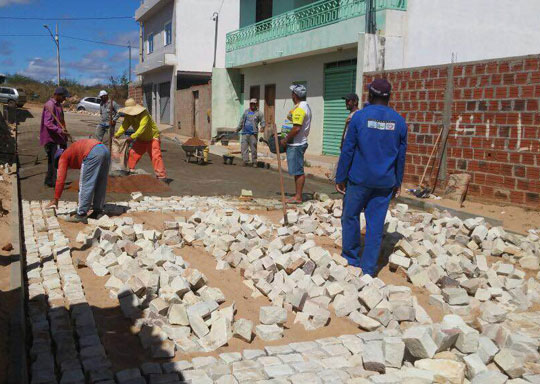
183, 137, 206, 146
67, 174, 170, 194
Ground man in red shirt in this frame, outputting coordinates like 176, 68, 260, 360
47, 139, 110, 223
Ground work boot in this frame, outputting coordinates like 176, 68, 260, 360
88, 210, 104, 220
62, 213, 88, 224
243, 162, 251, 167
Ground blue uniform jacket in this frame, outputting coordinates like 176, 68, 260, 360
335, 104, 407, 188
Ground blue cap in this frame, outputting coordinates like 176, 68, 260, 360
54, 86, 70, 97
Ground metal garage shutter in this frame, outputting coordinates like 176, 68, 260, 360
322, 64, 356, 156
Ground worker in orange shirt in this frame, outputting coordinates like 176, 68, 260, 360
114, 98, 168, 181
47, 139, 110, 224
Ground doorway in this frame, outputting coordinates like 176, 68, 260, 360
264, 84, 276, 140
249, 85, 260, 102
256, 0, 273, 22
192, 90, 199, 137
159, 82, 171, 124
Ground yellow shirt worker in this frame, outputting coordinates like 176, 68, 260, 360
115, 98, 167, 179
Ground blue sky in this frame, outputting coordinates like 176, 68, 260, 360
0, 0, 140, 85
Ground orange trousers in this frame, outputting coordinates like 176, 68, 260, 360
128, 139, 167, 178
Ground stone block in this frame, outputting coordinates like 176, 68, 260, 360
362, 341, 385, 373
255, 324, 283, 341
403, 326, 438, 359
494, 348, 525, 379
260, 306, 287, 325
233, 318, 253, 343
414, 359, 465, 384
358, 285, 383, 310
168, 304, 189, 326
383, 337, 405, 369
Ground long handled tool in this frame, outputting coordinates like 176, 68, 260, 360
46, 107, 73, 143
431, 126, 451, 195
273, 124, 288, 226
418, 128, 443, 188
108, 97, 114, 149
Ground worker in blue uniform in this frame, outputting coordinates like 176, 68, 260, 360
335, 78, 408, 276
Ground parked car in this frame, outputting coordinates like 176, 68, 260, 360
77, 97, 101, 113
0, 86, 27, 108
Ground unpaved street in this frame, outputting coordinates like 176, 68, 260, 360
16, 105, 336, 203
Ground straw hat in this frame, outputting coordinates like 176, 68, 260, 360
119, 98, 146, 116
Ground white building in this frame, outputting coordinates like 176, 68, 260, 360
135, 0, 240, 134
212, 0, 540, 156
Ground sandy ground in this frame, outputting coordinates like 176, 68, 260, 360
402, 186, 540, 235
59, 208, 444, 371
0, 175, 15, 384
17, 106, 337, 204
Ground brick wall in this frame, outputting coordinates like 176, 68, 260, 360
176, 82, 212, 139
363, 54, 540, 208
128, 83, 143, 105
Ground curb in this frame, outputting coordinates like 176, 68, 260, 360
396, 196, 503, 228
8, 162, 28, 384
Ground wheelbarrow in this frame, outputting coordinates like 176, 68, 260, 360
182, 144, 207, 164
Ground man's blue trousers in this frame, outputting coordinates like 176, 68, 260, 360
341, 182, 393, 276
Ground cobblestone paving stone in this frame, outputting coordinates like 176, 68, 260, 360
23, 195, 540, 383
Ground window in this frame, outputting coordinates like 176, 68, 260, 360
147, 33, 154, 54
164, 22, 172, 46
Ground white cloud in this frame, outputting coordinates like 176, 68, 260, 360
18, 57, 61, 82
106, 30, 139, 46
80, 77, 108, 86
110, 47, 139, 63
66, 50, 111, 74
0, 0, 32, 7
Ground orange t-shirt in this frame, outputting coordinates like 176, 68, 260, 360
55, 139, 101, 200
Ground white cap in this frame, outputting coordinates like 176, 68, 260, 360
98, 90, 108, 97
289, 84, 307, 98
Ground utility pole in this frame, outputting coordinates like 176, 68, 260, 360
212, 12, 219, 68
365, 0, 376, 34
43, 24, 61, 86
128, 41, 132, 82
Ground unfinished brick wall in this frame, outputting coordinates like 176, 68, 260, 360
128, 83, 143, 105
176, 82, 212, 139
363, 54, 540, 208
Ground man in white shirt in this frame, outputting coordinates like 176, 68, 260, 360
280, 84, 312, 203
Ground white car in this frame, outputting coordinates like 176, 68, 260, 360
76, 97, 101, 113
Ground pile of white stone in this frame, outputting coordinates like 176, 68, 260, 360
386, 203, 540, 323
23, 200, 113, 384
79, 215, 259, 355
115, 311, 540, 384
175, 202, 435, 334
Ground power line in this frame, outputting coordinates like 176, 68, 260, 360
0, 34, 48, 37
0, 33, 132, 48
0, 16, 133, 21
61, 35, 131, 48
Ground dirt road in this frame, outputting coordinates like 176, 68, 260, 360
17, 106, 336, 202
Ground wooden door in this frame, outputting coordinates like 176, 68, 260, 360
264, 84, 276, 141
192, 90, 199, 137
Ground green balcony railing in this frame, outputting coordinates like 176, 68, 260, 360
226, 0, 407, 52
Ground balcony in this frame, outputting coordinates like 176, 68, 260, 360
136, 51, 176, 75
226, 0, 406, 54
135, 0, 172, 22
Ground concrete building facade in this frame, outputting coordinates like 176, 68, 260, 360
213, 0, 540, 156
135, 0, 240, 136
